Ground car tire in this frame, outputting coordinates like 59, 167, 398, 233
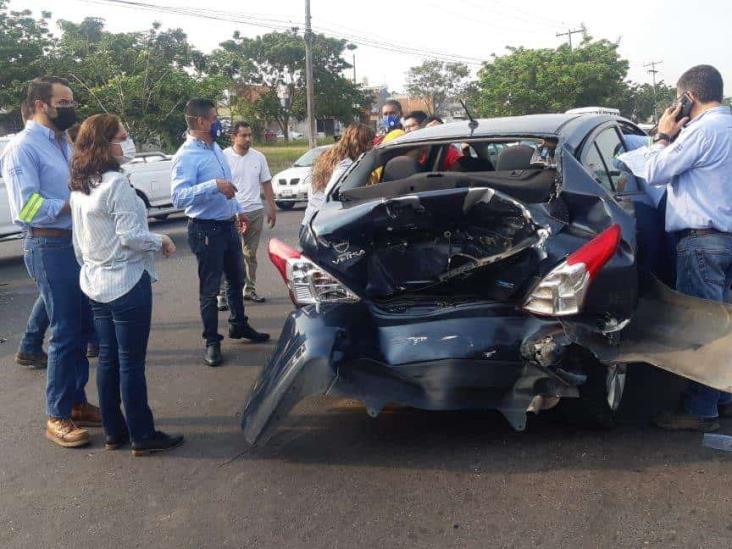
556, 348, 625, 429
276, 202, 295, 210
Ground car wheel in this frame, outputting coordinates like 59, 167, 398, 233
276, 201, 295, 210
556, 348, 625, 429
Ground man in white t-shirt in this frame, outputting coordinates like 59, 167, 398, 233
221, 121, 276, 304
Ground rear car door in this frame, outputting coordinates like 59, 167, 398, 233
140, 154, 173, 207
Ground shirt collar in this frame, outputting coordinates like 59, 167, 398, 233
185, 132, 215, 150
26, 120, 60, 142
687, 105, 731, 127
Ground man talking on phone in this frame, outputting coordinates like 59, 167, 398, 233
634, 65, 732, 432
171, 99, 269, 368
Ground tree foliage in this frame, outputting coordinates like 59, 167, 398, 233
209, 29, 368, 138
476, 37, 629, 117
406, 60, 470, 115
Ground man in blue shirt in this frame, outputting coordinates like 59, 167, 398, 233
171, 98, 269, 367
635, 65, 732, 432
1, 77, 99, 447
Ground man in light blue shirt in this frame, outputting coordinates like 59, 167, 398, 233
635, 65, 732, 432
171, 98, 269, 367
1, 77, 99, 447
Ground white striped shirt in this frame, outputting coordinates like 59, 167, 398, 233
71, 171, 162, 303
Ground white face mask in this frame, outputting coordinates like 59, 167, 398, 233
113, 137, 136, 164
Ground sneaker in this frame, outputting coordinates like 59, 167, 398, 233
229, 322, 270, 343
244, 291, 266, 303
132, 431, 184, 456
46, 418, 90, 448
653, 410, 720, 432
216, 295, 229, 311
71, 402, 102, 427
15, 350, 48, 369
86, 343, 99, 358
205, 342, 223, 367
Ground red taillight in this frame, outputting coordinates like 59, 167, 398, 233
269, 238, 301, 282
566, 224, 621, 278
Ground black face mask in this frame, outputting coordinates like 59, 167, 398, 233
49, 105, 78, 132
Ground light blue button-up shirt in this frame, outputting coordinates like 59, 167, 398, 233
0, 121, 72, 230
170, 135, 243, 220
620, 133, 667, 208
641, 106, 732, 232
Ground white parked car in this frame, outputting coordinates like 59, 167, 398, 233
273, 145, 331, 210
123, 152, 182, 220
0, 135, 22, 240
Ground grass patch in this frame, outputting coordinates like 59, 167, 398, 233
257, 144, 309, 175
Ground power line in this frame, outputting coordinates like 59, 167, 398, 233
644, 60, 663, 124
82, 0, 487, 66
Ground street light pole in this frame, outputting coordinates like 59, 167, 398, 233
304, 0, 317, 149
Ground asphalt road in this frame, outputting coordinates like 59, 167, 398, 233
2, 209, 732, 549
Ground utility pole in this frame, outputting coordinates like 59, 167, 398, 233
304, 0, 317, 149
644, 60, 663, 124
556, 27, 584, 50
352, 53, 357, 84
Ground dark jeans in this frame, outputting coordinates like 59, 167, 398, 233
90, 272, 155, 442
676, 232, 732, 417
23, 234, 93, 418
19, 295, 98, 355
187, 218, 248, 346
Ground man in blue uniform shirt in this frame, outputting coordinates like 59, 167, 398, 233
634, 65, 732, 432
1, 77, 99, 447
171, 98, 270, 367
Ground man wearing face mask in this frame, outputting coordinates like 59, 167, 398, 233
1, 76, 100, 448
374, 99, 405, 146
629, 65, 732, 432
171, 98, 270, 368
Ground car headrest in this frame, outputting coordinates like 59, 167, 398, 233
496, 144, 535, 171
383, 155, 420, 182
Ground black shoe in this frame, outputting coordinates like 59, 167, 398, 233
244, 291, 266, 303
216, 295, 229, 311
86, 343, 99, 358
105, 433, 130, 450
204, 343, 223, 367
15, 350, 48, 369
229, 322, 270, 343
131, 431, 184, 456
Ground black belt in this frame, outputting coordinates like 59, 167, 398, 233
675, 228, 724, 239
187, 217, 236, 226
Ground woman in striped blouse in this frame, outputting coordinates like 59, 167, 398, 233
70, 113, 183, 456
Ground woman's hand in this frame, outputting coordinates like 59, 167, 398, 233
160, 234, 176, 257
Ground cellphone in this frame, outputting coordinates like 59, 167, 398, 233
676, 93, 693, 122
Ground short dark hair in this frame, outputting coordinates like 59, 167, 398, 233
425, 115, 443, 125
231, 120, 251, 135
404, 110, 428, 125
677, 65, 724, 103
26, 76, 71, 106
185, 98, 216, 128
383, 99, 403, 114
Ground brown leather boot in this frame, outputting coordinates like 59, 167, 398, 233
71, 402, 102, 427
46, 418, 90, 448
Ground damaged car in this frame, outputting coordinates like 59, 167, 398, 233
241, 113, 732, 445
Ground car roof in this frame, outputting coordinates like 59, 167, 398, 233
385, 113, 635, 150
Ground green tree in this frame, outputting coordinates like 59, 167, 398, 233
0, 1, 55, 130
617, 81, 676, 123
476, 36, 629, 116
405, 60, 470, 115
209, 29, 367, 139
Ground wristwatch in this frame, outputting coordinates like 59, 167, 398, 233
653, 132, 672, 144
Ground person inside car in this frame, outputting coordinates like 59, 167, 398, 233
403, 110, 428, 133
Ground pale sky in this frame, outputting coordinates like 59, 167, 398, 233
14, 0, 732, 96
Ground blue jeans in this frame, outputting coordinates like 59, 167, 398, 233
187, 219, 248, 346
18, 295, 49, 355
676, 232, 732, 417
23, 235, 92, 418
90, 272, 155, 442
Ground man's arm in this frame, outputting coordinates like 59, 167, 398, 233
642, 129, 706, 185
2, 144, 67, 225
259, 153, 276, 227
170, 152, 220, 209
